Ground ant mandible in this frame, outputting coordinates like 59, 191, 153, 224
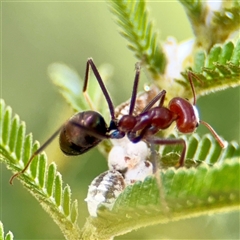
10, 58, 226, 184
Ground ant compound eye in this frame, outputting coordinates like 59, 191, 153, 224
169, 97, 199, 133
59, 111, 108, 155
85, 170, 125, 217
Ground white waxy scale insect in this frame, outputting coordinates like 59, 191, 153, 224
85, 170, 125, 217
108, 136, 149, 171
124, 160, 153, 185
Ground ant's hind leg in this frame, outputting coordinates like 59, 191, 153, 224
146, 136, 187, 167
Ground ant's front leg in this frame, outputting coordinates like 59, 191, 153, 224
146, 136, 187, 167
83, 58, 116, 121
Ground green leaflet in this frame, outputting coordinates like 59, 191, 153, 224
112, 158, 239, 214
83, 158, 239, 239
0, 221, 14, 240
178, 40, 240, 98
108, 0, 240, 102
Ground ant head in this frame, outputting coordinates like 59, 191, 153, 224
169, 97, 199, 133
168, 97, 226, 148
169, 71, 226, 148
59, 111, 108, 155
167, 71, 200, 133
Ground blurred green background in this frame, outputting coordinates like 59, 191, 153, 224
1, 1, 239, 239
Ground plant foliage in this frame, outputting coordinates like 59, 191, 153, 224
0, 221, 14, 240
179, 39, 240, 98
80, 133, 239, 239
1, 97, 239, 239
0, 99, 80, 240
179, 0, 240, 50
1, 0, 240, 239
108, 0, 167, 75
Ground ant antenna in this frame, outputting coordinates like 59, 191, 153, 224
187, 71, 203, 105
200, 120, 227, 148
188, 71, 226, 149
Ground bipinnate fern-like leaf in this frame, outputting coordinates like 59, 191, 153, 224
108, 0, 166, 75
178, 39, 240, 98
108, 0, 239, 103
0, 99, 80, 240
80, 133, 239, 239
0, 221, 14, 240
2, 97, 239, 240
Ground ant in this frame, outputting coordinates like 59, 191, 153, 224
10, 58, 226, 184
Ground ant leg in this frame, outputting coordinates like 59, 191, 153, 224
146, 136, 187, 167
128, 62, 141, 116
200, 120, 226, 148
10, 125, 63, 184
127, 64, 165, 114
128, 125, 159, 143
141, 90, 166, 113
83, 58, 116, 120
149, 144, 159, 173
149, 143, 170, 216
